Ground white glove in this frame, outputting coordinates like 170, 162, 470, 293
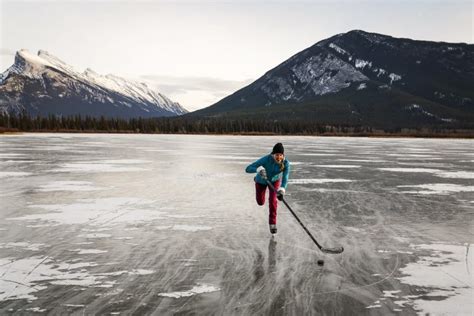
256, 166, 267, 178
277, 188, 286, 195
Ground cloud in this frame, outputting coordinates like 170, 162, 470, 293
140, 75, 252, 96
138, 75, 253, 111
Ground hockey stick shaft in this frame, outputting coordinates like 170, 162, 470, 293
264, 179, 324, 250
264, 178, 344, 254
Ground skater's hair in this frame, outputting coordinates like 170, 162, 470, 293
277, 160, 285, 172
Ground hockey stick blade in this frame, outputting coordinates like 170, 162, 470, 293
321, 246, 344, 254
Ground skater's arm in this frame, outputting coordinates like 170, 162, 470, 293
245, 155, 268, 173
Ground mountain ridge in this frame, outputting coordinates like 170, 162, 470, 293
191, 30, 473, 129
0, 49, 188, 118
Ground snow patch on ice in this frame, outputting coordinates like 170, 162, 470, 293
114, 237, 133, 240
343, 226, 362, 233
314, 164, 361, 168
25, 307, 47, 313
78, 233, 112, 239
172, 225, 212, 232
37, 181, 102, 192
398, 183, 474, 195
0, 257, 104, 301
74, 249, 108, 255
7, 198, 165, 226
379, 168, 474, 179
398, 154, 436, 158
0, 153, 27, 158
0, 171, 32, 178
0, 242, 46, 251
158, 283, 220, 298
338, 159, 386, 163
52, 162, 146, 173
436, 171, 474, 179
131, 269, 154, 275
198, 155, 259, 160
0, 160, 36, 164
383, 290, 401, 298
95, 269, 154, 276
155, 225, 212, 232
289, 178, 354, 184
299, 153, 335, 156
378, 167, 441, 173
365, 301, 381, 309
166, 214, 201, 219
397, 243, 473, 316
97, 159, 150, 164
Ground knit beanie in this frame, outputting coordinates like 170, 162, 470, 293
271, 143, 284, 155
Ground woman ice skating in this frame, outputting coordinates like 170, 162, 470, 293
245, 143, 291, 234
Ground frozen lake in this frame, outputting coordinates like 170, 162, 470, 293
0, 133, 472, 315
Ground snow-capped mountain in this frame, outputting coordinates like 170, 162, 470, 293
193, 30, 474, 128
0, 50, 188, 118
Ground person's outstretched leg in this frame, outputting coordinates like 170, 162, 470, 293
255, 182, 267, 206
268, 180, 281, 225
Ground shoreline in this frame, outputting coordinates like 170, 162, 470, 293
1, 130, 473, 139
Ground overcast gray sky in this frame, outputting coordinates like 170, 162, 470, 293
1, 0, 472, 111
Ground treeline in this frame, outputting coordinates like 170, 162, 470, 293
0, 112, 472, 137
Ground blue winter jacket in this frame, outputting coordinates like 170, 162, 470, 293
245, 154, 291, 189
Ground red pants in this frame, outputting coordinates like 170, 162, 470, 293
255, 180, 281, 225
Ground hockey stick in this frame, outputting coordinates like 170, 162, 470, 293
264, 178, 344, 254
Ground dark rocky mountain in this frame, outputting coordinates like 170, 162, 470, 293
192, 30, 474, 129
0, 50, 188, 118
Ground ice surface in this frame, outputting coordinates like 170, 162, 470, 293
0, 134, 472, 314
